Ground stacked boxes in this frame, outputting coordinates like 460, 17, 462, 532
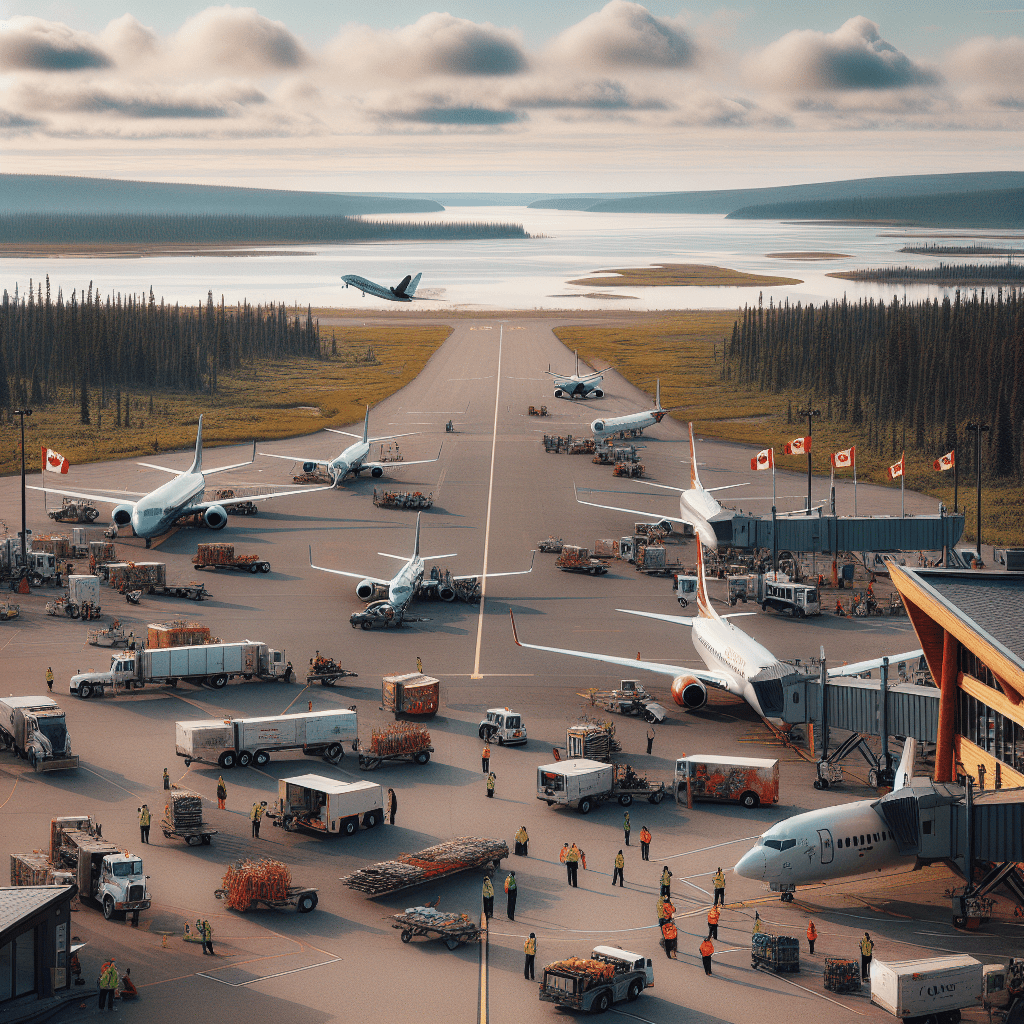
824, 958, 862, 992
148, 621, 213, 648
752, 934, 800, 973
10, 852, 51, 885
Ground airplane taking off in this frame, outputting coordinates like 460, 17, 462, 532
734, 738, 919, 900
259, 406, 441, 487
591, 380, 668, 442
547, 351, 608, 400
576, 422, 746, 549
310, 513, 535, 628
342, 272, 422, 302
28, 416, 331, 545
511, 543, 923, 720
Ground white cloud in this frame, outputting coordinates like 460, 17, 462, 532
172, 6, 307, 74
99, 15, 160, 65
0, 16, 110, 71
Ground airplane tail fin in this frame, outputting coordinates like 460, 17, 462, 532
695, 544, 719, 621
689, 423, 703, 491
412, 512, 422, 560
189, 415, 204, 475
656, 379, 662, 411
405, 273, 422, 297
392, 274, 413, 297
893, 737, 917, 791
362, 405, 370, 444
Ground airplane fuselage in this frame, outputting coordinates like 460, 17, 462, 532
552, 377, 604, 400
129, 471, 207, 539
591, 408, 665, 441
680, 487, 723, 550
342, 275, 413, 302
386, 557, 424, 610
329, 439, 371, 480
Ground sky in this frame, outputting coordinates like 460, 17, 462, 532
2, 1, 1024, 192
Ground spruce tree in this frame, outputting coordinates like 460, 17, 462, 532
989, 394, 1015, 477
79, 366, 90, 425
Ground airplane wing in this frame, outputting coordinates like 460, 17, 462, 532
195, 484, 332, 509
827, 650, 924, 678
453, 550, 536, 581
136, 462, 181, 474
364, 445, 443, 471
201, 442, 257, 477
641, 481, 749, 495
324, 429, 421, 442
576, 491, 691, 526
258, 452, 328, 467
27, 485, 146, 505
308, 546, 390, 585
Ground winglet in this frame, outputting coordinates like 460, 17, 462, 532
689, 422, 701, 491
893, 737, 917, 791
189, 415, 204, 475
406, 272, 422, 297
656, 379, 661, 411
413, 512, 421, 560
510, 608, 522, 646
362, 406, 370, 444
308, 544, 315, 569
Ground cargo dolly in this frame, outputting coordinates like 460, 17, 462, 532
751, 934, 800, 973
358, 746, 433, 770
392, 908, 481, 951
215, 884, 318, 913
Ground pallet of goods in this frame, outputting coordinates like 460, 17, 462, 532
369, 723, 431, 757
220, 858, 290, 911
148, 620, 214, 648
10, 852, 51, 886
824, 958, 862, 992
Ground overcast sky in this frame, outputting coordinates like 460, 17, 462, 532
3, 2, 1024, 192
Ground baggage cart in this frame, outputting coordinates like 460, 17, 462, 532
358, 723, 433, 770
160, 791, 217, 847
392, 907, 481, 950
824, 958, 861, 993
751, 934, 800, 973
215, 883, 318, 912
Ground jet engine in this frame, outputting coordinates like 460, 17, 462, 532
437, 584, 456, 602
591, 419, 605, 433
671, 675, 708, 710
356, 580, 389, 602
371, 466, 384, 478
302, 461, 318, 473
203, 505, 228, 530
590, 388, 604, 399
553, 388, 564, 398
111, 504, 134, 528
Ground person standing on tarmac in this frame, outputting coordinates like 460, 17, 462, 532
216, 776, 227, 810
807, 920, 817, 954
163, 768, 170, 791
646, 727, 655, 754
524, 933, 536, 980
565, 844, 580, 887
138, 805, 150, 844
486, 771, 496, 797
202, 920, 214, 956
657, 895, 675, 927
613, 850, 625, 887
712, 866, 725, 906
707, 904, 720, 940
860, 932, 873, 979
623, 811, 631, 846
481, 874, 494, 918
639, 826, 652, 861
752, 912, 763, 935
560, 843, 570, 882
514, 825, 529, 856
504, 871, 517, 920
98, 959, 118, 1010
661, 918, 678, 959
660, 866, 672, 898
250, 801, 265, 838
387, 788, 397, 824
700, 937, 715, 975
482, 744, 491, 773
46, 667, 54, 692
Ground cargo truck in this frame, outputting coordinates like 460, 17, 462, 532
0, 696, 79, 771
176, 709, 358, 768
70, 640, 294, 698
272, 775, 385, 836
674, 755, 779, 809
539, 946, 654, 1013
382, 673, 439, 717
537, 759, 666, 814
870, 956, 994, 1024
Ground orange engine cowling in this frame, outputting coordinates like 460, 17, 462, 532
671, 675, 708, 710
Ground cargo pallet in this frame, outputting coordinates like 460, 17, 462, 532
392, 910, 480, 950
751, 934, 800, 974
215, 884, 318, 913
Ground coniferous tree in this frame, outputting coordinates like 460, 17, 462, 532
989, 393, 1015, 477
79, 366, 90, 424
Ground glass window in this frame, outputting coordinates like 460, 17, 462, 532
852, 836, 858, 847
0, 941, 11, 1002
14, 929, 35, 998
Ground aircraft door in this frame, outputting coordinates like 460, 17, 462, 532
817, 828, 834, 865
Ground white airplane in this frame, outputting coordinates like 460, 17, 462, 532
511, 542, 923, 720
310, 512, 536, 627
28, 416, 331, 546
547, 351, 608, 400
733, 738, 919, 900
591, 380, 668, 442
576, 422, 746, 549
259, 407, 441, 487
342, 272, 421, 302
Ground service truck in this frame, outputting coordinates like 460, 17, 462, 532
537, 759, 666, 814
870, 956, 994, 1024
539, 946, 654, 1013
674, 755, 779, 809
70, 640, 294, 698
0, 696, 79, 771
272, 775, 384, 836
176, 709, 357, 769
477, 708, 527, 746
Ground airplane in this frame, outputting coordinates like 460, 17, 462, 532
547, 351, 608, 400
259, 406, 441, 487
310, 512, 536, 628
575, 422, 747, 549
733, 738, 919, 901
342, 272, 421, 302
591, 380, 668, 443
511, 542, 923, 720
28, 416, 331, 546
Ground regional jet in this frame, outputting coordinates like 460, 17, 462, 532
28, 416, 331, 545
733, 738, 919, 900
547, 351, 608, 400
591, 380, 668, 442
310, 513, 535, 628
342, 273, 422, 302
259, 406, 441, 487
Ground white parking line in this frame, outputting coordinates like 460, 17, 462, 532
197, 957, 343, 987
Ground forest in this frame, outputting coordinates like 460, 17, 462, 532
830, 262, 1024, 284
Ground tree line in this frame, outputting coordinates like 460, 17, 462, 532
725, 290, 1024, 480
831, 262, 1024, 284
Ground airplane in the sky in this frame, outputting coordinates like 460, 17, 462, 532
591, 380, 668, 442
28, 416, 331, 546
547, 351, 608, 400
310, 512, 536, 628
342, 272, 422, 302
259, 406, 441, 487
511, 543, 923, 720
733, 738, 919, 900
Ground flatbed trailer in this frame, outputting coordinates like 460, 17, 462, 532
162, 823, 217, 846
215, 884, 318, 913
306, 669, 358, 686
392, 909, 481, 950
146, 581, 211, 601
358, 746, 433, 770
88, 623, 133, 648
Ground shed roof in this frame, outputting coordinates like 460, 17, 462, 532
0, 886, 74, 945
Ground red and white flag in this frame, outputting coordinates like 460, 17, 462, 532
784, 436, 811, 456
42, 446, 69, 474
933, 450, 955, 472
888, 453, 905, 480
751, 448, 774, 471
831, 446, 855, 469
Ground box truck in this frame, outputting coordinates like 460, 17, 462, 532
674, 755, 780, 808
537, 759, 666, 814
0, 696, 79, 771
272, 775, 384, 836
540, 946, 654, 1012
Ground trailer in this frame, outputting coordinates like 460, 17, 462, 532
358, 723, 433, 770
160, 790, 217, 846
215, 858, 317, 913
88, 622, 134, 648
556, 546, 609, 575
537, 759, 666, 814
392, 907, 481, 950
272, 775, 384, 836
216, 882, 318, 912
192, 543, 270, 574
148, 581, 211, 601
871, 956, 987, 1024
635, 544, 684, 576
583, 681, 666, 724
48, 498, 100, 523
752, 934, 800, 974
537, 537, 564, 553
306, 654, 358, 686
675, 755, 780, 809
211, 489, 259, 516
45, 575, 103, 619
372, 488, 434, 510
382, 673, 440, 718
0, 696, 79, 771
527, 405, 549, 416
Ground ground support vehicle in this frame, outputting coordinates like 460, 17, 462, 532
537, 759, 666, 814
148, 580, 211, 601
392, 907, 480, 950
752, 934, 800, 973
216, 882, 317, 912
272, 775, 384, 836
382, 673, 439, 717
593, 443, 643, 466
192, 543, 270, 574
556, 546, 609, 575
871, 956, 991, 1024
543, 434, 589, 453
211, 489, 259, 515
0, 599, 20, 620
528, 405, 549, 416
48, 498, 100, 523
566, 722, 621, 761
176, 709, 357, 769
478, 708, 527, 745
584, 681, 665, 724
351, 600, 407, 629
215, 858, 317, 913
613, 462, 644, 478
160, 790, 217, 846
45, 575, 103, 619
70, 640, 294, 698
306, 655, 358, 686
673, 574, 698, 607
341, 838, 508, 897
88, 622, 132, 647
675, 755, 780, 809
539, 947, 654, 1013
0, 696, 79, 771
762, 578, 821, 617
537, 537, 564, 553
358, 722, 432, 769
372, 488, 434, 510
634, 544, 683, 576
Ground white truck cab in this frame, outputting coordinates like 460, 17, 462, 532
540, 946, 653, 1012
478, 708, 527, 746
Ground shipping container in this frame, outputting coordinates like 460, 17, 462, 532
870, 956, 982, 1020
382, 673, 439, 717
275, 775, 384, 836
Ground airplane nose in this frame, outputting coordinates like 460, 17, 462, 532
733, 848, 766, 881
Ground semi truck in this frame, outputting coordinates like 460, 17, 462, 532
176, 709, 358, 769
70, 640, 294, 698
674, 755, 780, 809
537, 759, 666, 814
272, 775, 385, 836
870, 956, 994, 1024
539, 946, 654, 1013
0, 696, 79, 771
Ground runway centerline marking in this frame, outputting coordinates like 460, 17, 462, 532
472, 323, 503, 680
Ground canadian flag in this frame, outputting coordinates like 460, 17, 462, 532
933, 450, 955, 472
888, 453, 905, 480
42, 446, 69, 474
784, 436, 811, 456
831, 446, 855, 469
751, 448, 774, 471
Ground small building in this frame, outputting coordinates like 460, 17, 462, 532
0, 885, 76, 1009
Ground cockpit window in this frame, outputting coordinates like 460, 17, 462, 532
764, 840, 783, 851
780, 839, 796, 851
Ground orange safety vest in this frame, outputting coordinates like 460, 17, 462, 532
807, 923, 817, 941
661, 921, 678, 941
640, 828, 652, 844
483, 746, 491, 758
560, 846, 568, 863
700, 939, 714, 957
708, 907, 720, 925
662, 901, 675, 918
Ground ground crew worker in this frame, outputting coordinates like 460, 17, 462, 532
504, 871, 517, 920
514, 825, 529, 856
482, 744, 491, 773
579, 847, 587, 870
162, 767, 169, 790
138, 804, 150, 844
216, 776, 227, 810
524, 933, 537, 980
639, 826, 652, 861
712, 867, 725, 906
658, 896, 675, 926
416, 656, 423, 673
560, 842, 570, 882
752, 911, 763, 935
566, 844, 580, 887
46, 667, 54, 692
481, 874, 494, 918
807, 920, 817, 954
613, 850, 625, 887
250, 801, 265, 838
202, 919, 214, 955
387, 788, 397, 824
308, 700, 313, 712
623, 811, 631, 845
486, 771, 496, 797
707, 904, 720, 940
860, 932, 873, 979
98, 959, 119, 1010
646, 727, 655, 754
119, 968, 138, 1000
835, 597, 844, 616
700, 936, 715, 975
661, 918, 678, 959
661, 866, 672, 898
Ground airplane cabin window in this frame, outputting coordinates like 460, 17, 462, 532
873, 833, 879, 842
860, 835, 865, 845
853, 836, 858, 847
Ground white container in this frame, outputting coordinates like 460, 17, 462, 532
870, 956, 982, 1019
68, 575, 101, 606
277, 774, 384, 834
537, 758, 613, 808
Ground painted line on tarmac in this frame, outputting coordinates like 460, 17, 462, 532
196, 957, 343, 987
79, 764, 141, 799
0, 777, 19, 811
663, 835, 761, 862
479, 908, 489, 1024
611, 1009, 657, 1024
750, 965, 865, 1014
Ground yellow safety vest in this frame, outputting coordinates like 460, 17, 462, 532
46, 669, 53, 682
516, 828, 528, 843
566, 848, 579, 863
525, 937, 536, 955
753, 919, 763, 934
486, 774, 495, 790
662, 869, 671, 885
139, 807, 150, 826
615, 854, 624, 869
713, 870, 725, 888
861, 937, 873, 956
482, 878, 494, 898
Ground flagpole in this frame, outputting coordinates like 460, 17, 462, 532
771, 457, 777, 578
853, 451, 857, 517
901, 460, 905, 519
953, 447, 958, 515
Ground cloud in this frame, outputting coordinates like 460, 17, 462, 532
509, 79, 667, 111
173, 6, 307, 74
546, 1, 698, 71
0, 16, 111, 71
947, 35, 1024, 89
749, 16, 939, 92
0, 109, 42, 129
388, 105, 520, 125
100, 15, 160, 64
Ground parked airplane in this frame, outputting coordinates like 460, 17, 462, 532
547, 351, 608, 400
342, 272, 421, 302
591, 380, 668, 442
511, 543, 922, 720
28, 416, 331, 546
310, 512, 536, 627
259, 407, 440, 487
733, 738, 919, 900
576, 422, 746, 549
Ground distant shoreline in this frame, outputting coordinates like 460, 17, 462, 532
0, 242, 320, 259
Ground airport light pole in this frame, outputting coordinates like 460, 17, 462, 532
797, 404, 820, 514
965, 423, 989, 563
14, 408, 32, 589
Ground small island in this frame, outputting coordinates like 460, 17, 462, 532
567, 263, 801, 288
828, 262, 1024, 285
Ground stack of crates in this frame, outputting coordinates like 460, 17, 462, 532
824, 958, 861, 993
32, 535, 73, 558
106, 562, 166, 590
10, 852, 51, 885
148, 621, 213, 648
751, 933, 800, 973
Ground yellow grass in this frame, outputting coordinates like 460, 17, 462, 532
566, 263, 802, 288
